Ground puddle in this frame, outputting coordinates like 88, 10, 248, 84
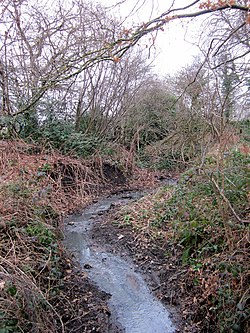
64, 191, 176, 333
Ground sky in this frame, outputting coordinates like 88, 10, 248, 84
97, 0, 202, 75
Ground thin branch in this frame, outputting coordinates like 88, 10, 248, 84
212, 50, 250, 69
211, 176, 250, 224
213, 22, 246, 57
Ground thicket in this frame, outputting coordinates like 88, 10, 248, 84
0, 1, 249, 332
0, 141, 110, 333
167, 151, 249, 332
114, 147, 249, 332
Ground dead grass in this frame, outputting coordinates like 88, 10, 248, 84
111, 176, 250, 332
0, 139, 163, 332
0, 140, 110, 332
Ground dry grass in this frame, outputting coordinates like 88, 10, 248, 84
0, 140, 107, 332
0, 139, 163, 332
112, 173, 250, 332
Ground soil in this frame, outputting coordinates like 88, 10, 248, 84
60, 186, 190, 333
2, 141, 248, 333
58, 169, 183, 333
90, 202, 189, 333
80, 176, 249, 333
1, 140, 178, 333
55, 251, 123, 333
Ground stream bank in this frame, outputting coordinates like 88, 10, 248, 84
64, 189, 178, 333
2, 139, 248, 332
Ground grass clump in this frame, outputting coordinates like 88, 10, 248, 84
114, 150, 249, 332
164, 152, 249, 332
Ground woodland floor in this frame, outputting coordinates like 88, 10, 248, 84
89, 192, 198, 333
61, 174, 201, 333
63, 170, 249, 333
1, 140, 249, 333
59, 173, 178, 333
1, 139, 177, 333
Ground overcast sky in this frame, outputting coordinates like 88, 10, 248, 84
97, 0, 202, 75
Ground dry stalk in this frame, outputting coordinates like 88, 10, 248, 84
211, 176, 250, 224
0, 256, 65, 333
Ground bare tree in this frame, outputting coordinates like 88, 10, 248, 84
0, 1, 121, 116
0, 0, 154, 138
105, 1, 249, 60
73, 49, 151, 137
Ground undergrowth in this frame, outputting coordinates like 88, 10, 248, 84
0, 139, 161, 333
40, 121, 102, 158
0, 137, 249, 332
114, 150, 250, 333
0, 140, 106, 333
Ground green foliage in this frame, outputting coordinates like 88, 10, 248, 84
203, 150, 250, 215
7, 118, 104, 158
163, 151, 249, 262
38, 163, 52, 173
239, 119, 250, 143
77, 113, 106, 135
6, 284, 17, 297
6, 183, 31, 199
41, 121, 102, 157
122, 214, 132, 226
0, 314, 19, 333
135, 111, 210, 172
25, 221, 56, 246
19, 112, 40, 139
212, 282, 249, 333
0, 115, 13, 139
138, 150, 184, 171
0, 114, 25, 139
0, 111, 40, 140
126, 149, 249, 332
119, 83, 177, 148
33, 205, 58, 221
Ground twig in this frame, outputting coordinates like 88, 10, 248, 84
35, 249, 52, 279
211, 176, 250, 224
0, 256, 65, 333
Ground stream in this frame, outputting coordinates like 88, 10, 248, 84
64, 188, 176, 333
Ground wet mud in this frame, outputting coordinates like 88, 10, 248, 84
64, 191, 176, 333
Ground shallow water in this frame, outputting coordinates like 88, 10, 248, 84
64, 191, 176, 333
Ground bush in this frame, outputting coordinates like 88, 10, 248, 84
41, 121, 103, 157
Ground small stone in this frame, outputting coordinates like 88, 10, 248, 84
118, 234, 124, 240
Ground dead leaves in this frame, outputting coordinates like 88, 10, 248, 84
199, 0, 239, 10
247, 13, 250, 24
112, 56, 120, 63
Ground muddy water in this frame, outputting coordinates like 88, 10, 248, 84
64, 190, 176, 333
